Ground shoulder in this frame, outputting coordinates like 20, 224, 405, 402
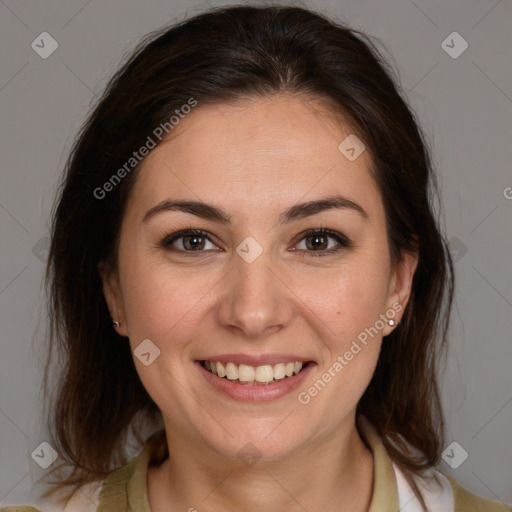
98, 428, 167, 511
0, 507, 42, 512
444, 473, 512, 512
0, 479, 102, 512
0, 431, 166, 512
392, 459, 510, 512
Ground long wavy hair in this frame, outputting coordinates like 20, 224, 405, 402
41, 4, 454, 509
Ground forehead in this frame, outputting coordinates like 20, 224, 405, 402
126, 94, 382, 222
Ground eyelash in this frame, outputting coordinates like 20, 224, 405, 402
160, 228, 351, 258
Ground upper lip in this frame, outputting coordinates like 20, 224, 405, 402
197, 354, 314, 366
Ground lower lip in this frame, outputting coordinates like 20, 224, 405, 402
195, 361, 314, 402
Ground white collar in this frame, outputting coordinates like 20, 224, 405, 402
393, 461, 454, 512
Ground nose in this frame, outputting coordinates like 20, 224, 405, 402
216, 247, 295, 340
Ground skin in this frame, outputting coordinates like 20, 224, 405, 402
100, 94, 418, 512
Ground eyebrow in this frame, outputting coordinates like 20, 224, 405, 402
142, 194, 369, 225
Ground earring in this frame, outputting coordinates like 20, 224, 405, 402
113, 320, 120, 328
388, 319, 396, 326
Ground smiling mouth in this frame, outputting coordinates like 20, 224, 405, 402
200, 360, 310, 385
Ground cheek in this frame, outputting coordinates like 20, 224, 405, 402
295, 268, 386, 414
118, 253, 216, 349
296, 260, 390, 343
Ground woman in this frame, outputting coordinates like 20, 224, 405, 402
2, 4, 509, 512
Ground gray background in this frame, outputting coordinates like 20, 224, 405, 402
1, 0, 511, 508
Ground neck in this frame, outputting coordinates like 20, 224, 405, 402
148, 417, 374, 512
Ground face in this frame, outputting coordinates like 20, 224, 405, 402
101, 94, 417, 461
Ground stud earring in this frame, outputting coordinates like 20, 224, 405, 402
113, 320, 120, 328
388, 319, 396, 326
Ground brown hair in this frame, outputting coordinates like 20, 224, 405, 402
41, 4, 454, 509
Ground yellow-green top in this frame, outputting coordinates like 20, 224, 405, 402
2, 419, 510, 512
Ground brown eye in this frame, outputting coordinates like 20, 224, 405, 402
162, 229, 218, 252
181, 234, 206, 250
304, 234, 329, 250
295, 228, 351, 256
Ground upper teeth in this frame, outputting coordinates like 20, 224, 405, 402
204, 361, 304, 383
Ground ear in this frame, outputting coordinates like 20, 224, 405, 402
98, 260, 129, 337
383, 247, 419, 335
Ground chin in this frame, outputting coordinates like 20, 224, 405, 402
202, 420, 309, 463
